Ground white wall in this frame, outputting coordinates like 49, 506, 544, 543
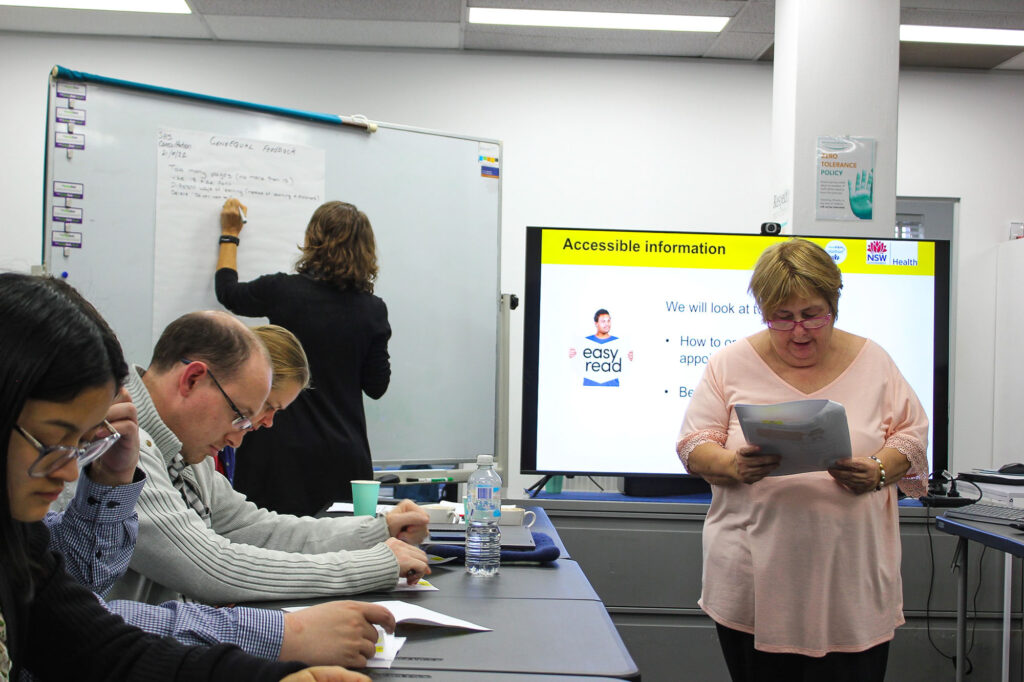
1, 32, 1021, 491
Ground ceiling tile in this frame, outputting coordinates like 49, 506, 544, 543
704, 30, 773, 59
205, 15, 461, 48
192, 0, 463, 22
900, 42, 1024, 69
464, 25, 719, 56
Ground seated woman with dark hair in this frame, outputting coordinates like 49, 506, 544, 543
0, 272, 365, 682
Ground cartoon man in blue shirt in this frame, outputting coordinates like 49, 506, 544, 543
569, 308, 633, 386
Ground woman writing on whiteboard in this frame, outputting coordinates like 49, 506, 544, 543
676, 238, 928, 682
214, 197, 391, 517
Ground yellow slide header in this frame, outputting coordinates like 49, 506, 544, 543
540, 229, 935, 276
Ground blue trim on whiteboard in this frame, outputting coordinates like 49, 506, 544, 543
51, 65, 356, 128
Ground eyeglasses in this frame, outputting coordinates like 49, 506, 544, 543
181, 359, 253, 432
765, 313, 833, 331
16, 420, 121, 478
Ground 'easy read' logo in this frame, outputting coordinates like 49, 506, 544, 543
825, 240, 847, 265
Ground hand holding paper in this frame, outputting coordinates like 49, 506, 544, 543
734, 445, 781, 484
735, 399, 852, 477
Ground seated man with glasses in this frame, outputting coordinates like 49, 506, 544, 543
65, 310, 429, 608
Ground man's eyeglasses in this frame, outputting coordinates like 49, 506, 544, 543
16, 420, 121, 478
765, 313, 833, 331
181, 359, 253, 432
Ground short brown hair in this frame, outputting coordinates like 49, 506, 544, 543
150, 311, 265, 381
251, 324, 311, 391
748, 239, 843, 321
295, 201, 378, 294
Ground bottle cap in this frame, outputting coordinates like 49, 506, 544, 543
476, 454, 493, 466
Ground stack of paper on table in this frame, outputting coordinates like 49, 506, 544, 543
735, 399, 851, 477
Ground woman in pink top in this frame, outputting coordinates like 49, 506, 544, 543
677, 238, 928, 682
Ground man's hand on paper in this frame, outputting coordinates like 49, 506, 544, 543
386, 537, 431, 585
733, 445, 781, 485
280, 601, 395, 667
386, 499, 429, 544
827, 457, 880, 495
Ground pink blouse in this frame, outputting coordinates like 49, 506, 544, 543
677, 337, 928, 656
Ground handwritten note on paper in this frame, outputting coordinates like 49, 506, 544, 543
153, 128, 326, 339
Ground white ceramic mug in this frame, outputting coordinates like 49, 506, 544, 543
499, 505, 536, 527
424, 504, 459, 524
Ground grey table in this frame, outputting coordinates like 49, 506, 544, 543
370, 596, 637, 679
262, 504, 636, 679
369, 673, 622, 681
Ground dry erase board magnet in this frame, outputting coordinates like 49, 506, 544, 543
51, 231, 82, 248
52, 206, 83, 224
56, 81, 86, 100
55, 132, 85, 150
56, 107, 86, 125
53, 181, 84, 199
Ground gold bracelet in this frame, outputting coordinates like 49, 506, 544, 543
869, 455, 886, 491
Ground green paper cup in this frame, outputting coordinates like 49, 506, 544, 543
351, 480, 381, 516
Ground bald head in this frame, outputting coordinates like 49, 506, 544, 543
149, 310, 269, 381
145, 311, 272, 464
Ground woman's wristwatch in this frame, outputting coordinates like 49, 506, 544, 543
219, 235, 240, 245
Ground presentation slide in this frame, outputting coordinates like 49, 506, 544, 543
524, 228, 944, 477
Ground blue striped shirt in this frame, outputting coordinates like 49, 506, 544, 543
44, 468, 283, 659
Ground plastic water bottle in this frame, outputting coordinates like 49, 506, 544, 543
465, 454, 501, 577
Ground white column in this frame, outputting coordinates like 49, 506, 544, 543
770, 0, 899, 238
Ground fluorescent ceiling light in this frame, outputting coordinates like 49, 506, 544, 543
467, 7, 729, 33
0, 0, 190, 12
900, 24, 1024, 47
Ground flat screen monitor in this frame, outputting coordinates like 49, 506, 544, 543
521, 227, 950, 479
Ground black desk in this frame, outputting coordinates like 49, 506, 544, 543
935, 515, 1023, 682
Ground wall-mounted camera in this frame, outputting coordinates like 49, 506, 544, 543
760, 222, 782, 236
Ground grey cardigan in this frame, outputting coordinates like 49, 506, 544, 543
106, 366, 398, 605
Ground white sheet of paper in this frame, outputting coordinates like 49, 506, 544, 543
365, 625, 405, 669
372, 601, 491, 631
283, 601, 489, 632
326, 502, 394, 515
153, 127, 325, 340
393, 577, 439, 592
735, 399, 851, 476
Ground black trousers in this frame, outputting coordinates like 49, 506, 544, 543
715, 623, 890, 682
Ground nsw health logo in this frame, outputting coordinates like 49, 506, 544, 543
865, 240, 919, 266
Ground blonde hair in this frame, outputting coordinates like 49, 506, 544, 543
251, 324, 311, 391
748, 239, 843, 321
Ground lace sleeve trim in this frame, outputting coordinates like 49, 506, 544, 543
676, 429, 728, 471
886, 433, 929, 498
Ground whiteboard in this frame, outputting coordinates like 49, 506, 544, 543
43, 67, 500, 466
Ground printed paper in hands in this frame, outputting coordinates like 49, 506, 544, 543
735, 399, 851, 476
